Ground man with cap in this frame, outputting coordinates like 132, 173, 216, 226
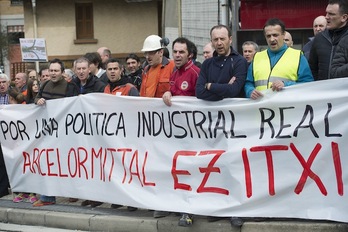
140, 35, 175, 98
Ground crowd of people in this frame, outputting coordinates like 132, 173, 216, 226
0, 0, 348, 228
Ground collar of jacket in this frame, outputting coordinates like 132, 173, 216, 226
212, 46, 239, 57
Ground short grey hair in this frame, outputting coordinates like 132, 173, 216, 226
0, 73, 10, 82
242, 41, 259, 51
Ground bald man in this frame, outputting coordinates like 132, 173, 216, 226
303, 16, 327, 59
203, 42, 214, 60
284, 31, 293, 47
97, 47, 111, 69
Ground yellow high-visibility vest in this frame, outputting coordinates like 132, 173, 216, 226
252, 48, 301, 91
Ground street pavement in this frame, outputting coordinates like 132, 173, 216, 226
0, 193, 347, 232
0, 222, 88, 232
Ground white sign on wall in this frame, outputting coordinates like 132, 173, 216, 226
19, 38, 48, 62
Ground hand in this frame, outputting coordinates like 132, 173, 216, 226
250, 90, 263, 100
162, 91, 172, 106
205, 83, 211, 90
271, 80, 284, 91
37, 98, 46, 106
228, 76, 236, 84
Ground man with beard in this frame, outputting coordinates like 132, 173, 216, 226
33, 58, 79, 207
245, 18, 313, 100
125, 53, 142, 91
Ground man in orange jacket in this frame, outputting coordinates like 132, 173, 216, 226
140, 35, 174, 98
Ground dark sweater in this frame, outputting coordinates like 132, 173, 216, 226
35, 78, 79, 103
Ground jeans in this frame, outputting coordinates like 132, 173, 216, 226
40, 195, 56, 202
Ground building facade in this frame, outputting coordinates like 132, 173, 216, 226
21, 0, 162, 75
0, 0, 24, 77
164, 0, 328, 61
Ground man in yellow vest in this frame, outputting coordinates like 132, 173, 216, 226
244, 18, 313, 100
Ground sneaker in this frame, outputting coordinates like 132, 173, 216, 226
81, 200, 91, 206
153, 210, 170, 218
230, 217, 244, 227
90, 201, 103, 208
178, 213, 193, 227
28, 193, 38, 203
32, 199, 55, 207
127, 206, 138, 211
111, 204, 123, 209
13, 193, 29, 203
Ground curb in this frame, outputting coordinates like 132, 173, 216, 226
0, 206, 347, 232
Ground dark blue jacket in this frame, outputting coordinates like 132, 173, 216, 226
196, 47, 247, 101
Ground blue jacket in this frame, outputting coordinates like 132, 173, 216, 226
245, 44, 313, 98
196, 47, 247, 101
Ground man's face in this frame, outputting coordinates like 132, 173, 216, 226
126, 58, 141, 74
264, 25, 285, 52
28, 70, 37, 80
0, 78, 9, 94
243, 44, 256, 63
203, 43, 214, 60
211, 27, 232, 56
14, 73, 26, 89
76, 61, 90, 83
144, 49, 162, 66
172, 42, 190, 69
49, 63, 63, 83
106, 62, 123, 82
326, 4, 348, 30
313, 16, 327, 36
41, 69, 50, 83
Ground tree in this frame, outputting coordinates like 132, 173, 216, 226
0, 26, 10, 73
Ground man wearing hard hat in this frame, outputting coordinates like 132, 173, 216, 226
140, 35, 175, 98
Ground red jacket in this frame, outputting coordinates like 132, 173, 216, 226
170, 60, 200, 96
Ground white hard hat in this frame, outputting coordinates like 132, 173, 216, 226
141, 35, 163, 52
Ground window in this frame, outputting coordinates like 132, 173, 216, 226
7, 25, 24, 44
75, 3, 97, 43
10, 0, 23, 6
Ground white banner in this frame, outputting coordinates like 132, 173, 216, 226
1, 78, 348, 222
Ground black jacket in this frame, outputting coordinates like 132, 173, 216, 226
331, 35, 348, 78
72, 74, 106, 94
309, 24, 348, 80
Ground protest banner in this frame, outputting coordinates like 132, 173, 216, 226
0, 78, 347, 222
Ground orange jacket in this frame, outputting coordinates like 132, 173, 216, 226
140, 57, 174, 98
104, 83, 139, 96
